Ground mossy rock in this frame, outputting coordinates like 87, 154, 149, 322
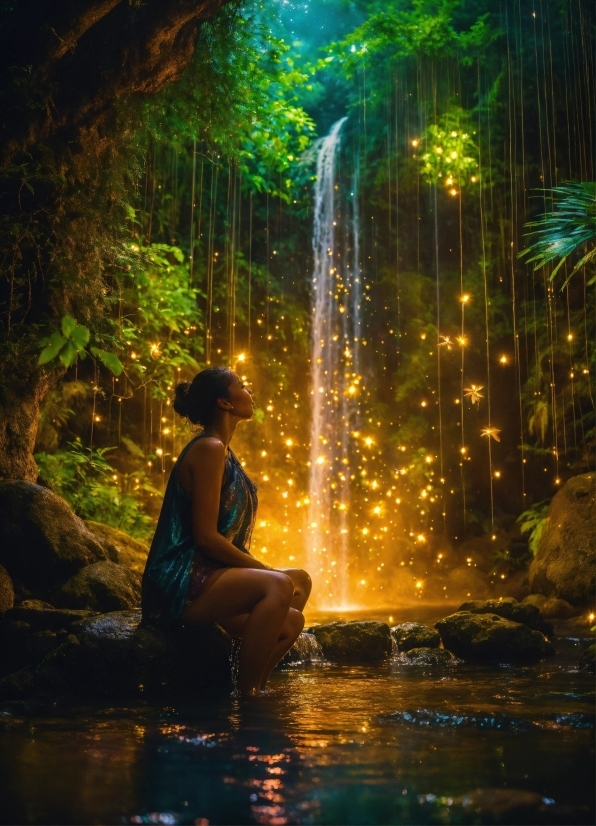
435, 612, 554, 663
529, 473, 596, 607
403, 647, 456, 666
52, 561, 141, 612
0, 481, 117, 598
85, 521, 149, 574
458, 597, 553, 638
391, 622, 441, 652
309, 620, 392, 662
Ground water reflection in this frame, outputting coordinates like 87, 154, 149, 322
0, 623, 594, 825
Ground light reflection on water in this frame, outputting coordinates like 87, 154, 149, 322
0, 608, 593, 825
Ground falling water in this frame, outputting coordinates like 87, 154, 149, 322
308, 117, 362, 608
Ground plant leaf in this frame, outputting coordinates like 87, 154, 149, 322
59, 341, 78, 367
61, 315, 78, 338
91, 348, 123, 376
38, 333, 66, 365
70, 324, 90, 349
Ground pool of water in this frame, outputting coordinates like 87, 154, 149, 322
0, 606, 593, 825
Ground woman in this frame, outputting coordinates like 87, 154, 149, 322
142, 366, 311, 697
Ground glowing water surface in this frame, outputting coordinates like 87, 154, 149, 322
0, 606, 593, 825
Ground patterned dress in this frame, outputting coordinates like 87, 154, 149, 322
141, 433, 258, 626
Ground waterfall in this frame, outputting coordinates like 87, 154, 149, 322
307, 117, 362, 608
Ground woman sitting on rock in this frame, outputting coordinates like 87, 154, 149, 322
141, 366, 311, 697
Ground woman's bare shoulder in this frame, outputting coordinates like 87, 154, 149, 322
184, 436, 226, 465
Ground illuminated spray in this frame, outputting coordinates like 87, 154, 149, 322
308, 117, 362, 607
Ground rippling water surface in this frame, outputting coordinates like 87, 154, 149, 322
0, 606, 593, 825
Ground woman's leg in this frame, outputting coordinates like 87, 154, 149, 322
259, 607, 305, 688
182, 568, 294, 696
278, 568, 312, 612
217, 608, 305, 690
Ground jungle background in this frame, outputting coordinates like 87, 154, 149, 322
1, 0, 594, 607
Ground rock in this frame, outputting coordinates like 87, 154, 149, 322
435, 612, 554, 663
0, 481, 118, 598
579, 644, 595, 673
0, 565, 14, 615
4, 603, 97, 631
458, 597, 553, 638
522, 593, 547, 608
540, 597, 579, 619
85, 521, 149, 574
402, 647, 455, 665
308, 621, 392, 662
529, 473, 596, 607
52, 561, 141, 612
391, 622, 441, 652
0, 619, 62, 676
0, 610, 233, 700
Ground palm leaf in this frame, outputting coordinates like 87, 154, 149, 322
519, 182, 596, 287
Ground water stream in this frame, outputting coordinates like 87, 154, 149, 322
0, 608, 593, 825
308, 118, 363, 609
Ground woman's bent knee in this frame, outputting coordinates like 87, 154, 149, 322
266, 571, 294, 605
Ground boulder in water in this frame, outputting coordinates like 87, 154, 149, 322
528, 473, 596, 607
435, 611, 554, 663
391, 622, 441, 652
308, 620, 392, 662
0, 565, 14, 615
402, 647, 456, 665
458, 597, 553, 637
52, 561, 141, 612
0, 610, 233, 700
0, 481, 117, 598
85, 521, 149, 574
0, 602, 97, 676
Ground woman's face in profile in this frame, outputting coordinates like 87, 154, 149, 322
225, 373, 254, 419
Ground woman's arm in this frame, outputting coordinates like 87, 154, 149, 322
188, 438, 268, 569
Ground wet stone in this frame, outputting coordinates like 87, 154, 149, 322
401, 647, 456, 666
52, 561, 141, 612
435, 611, 555, 663
458, 597, 553, 638
0, 610, 233, 701
390, 622, 440, 652
308, 620, 392, 662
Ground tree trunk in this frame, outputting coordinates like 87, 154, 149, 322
0, 357, 54, 482
0, 0, 231, 481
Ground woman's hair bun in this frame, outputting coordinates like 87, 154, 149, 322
172, 367, 235, 427
172, 381, 192, 418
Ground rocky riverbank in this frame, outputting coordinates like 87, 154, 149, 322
0, 478, 594, 702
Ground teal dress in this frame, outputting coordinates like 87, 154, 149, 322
141, 433, 258, 627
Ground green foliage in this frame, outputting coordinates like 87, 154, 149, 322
119, 243, 203, 399
517, 499, 550, 557
519, 182, 596, 286
418, 108, 481, 192
324, 1, 498, 75
35, 441, 159, 540
38, 315, 123, 374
